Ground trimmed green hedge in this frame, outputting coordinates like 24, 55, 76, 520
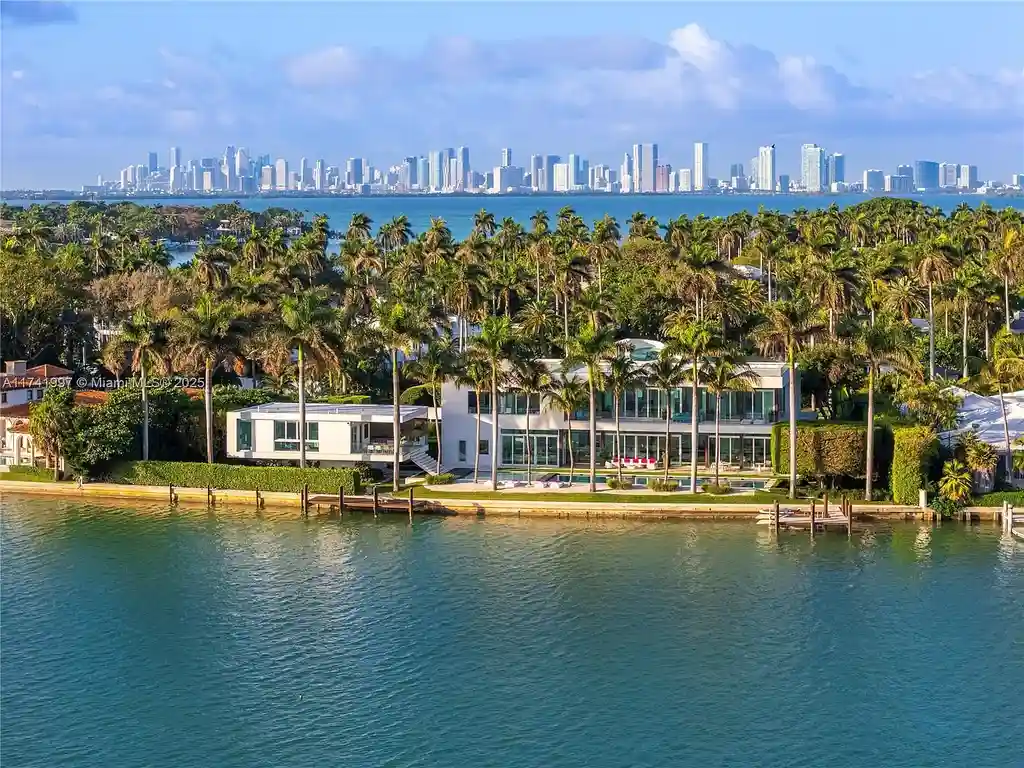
771, 422, 891, 480
890, 426, 938, 505
3, 466, 55, 482
970, 491, 1024, 507
112, 461, 361, 494
425, 472, 454, 485
647, 477, 680, 492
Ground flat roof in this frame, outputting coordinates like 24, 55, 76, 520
232, 403, 428, 422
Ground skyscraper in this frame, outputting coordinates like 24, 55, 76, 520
914, 160, 940, 191
501, 148, 512, 167
939, 163, 959, 188
260, 165, 275, 191
693, 142, 708, 191
147, 152, 158, 174
729, 163, 744, 179
829, 153, 845, 185
347, 157, 365, 187
801, 144, 827, 192
169, 146, 181, 170
314, 159, 326, 191
541, 155, 560, 193
416, 156, 430, 190
678, 168, 692, 192
958, 165, 979, 190
456, 146, 470, 190
758, 145, 776, 193
529, 155, 542, 191
620, 152, 634, 193
863, 169, 885, 192
275, 158, 289, 190
427, 151, 444, 190
896, 165, 914, 185
632, 143, 658, 193
298, 157, 310, 189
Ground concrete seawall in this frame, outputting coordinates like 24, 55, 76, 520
0, 480, 977, 520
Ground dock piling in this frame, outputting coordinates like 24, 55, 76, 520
823, 490, 829, 519
772, 501, 780, 535
169, 484, 175, 505
408, 486, 415, 522
207, 485, 213, 508
372, 486, 379, 517
809, 499, 816, 537
339, 485, 345, 515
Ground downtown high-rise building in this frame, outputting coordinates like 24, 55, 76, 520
939, 162, 959, 188
693, 142, 708, 191
501, 148, 512, 167
169, 146, 182, 170
801, 144, 827, 192
828, 153, 845, 186
958, 164, 979, 190
147, 152, 158, 173
314, 159, 326, 191
896, 165, 914, 185
456, 146, 470, 190
529, 155, 542, 191
914, 160, 940, 191
632, 143, 658, 192
347, 157, 365, 187
275, 158, 289, 190
540, 155, 560, 193
758, 145, 776, 192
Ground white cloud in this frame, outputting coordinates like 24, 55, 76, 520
285, 46, 361, 88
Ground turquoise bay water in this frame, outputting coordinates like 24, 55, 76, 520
128, 193, 1024, 240
2, 495, 1022, 767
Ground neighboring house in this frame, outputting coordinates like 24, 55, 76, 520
940, 385, 1024, 488
1, 385, 108, 469
224, 403, 437, 471
440, 338, 802, 474
1, 361, 74, 410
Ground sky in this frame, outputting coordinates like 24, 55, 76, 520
1, 0, 1023, 189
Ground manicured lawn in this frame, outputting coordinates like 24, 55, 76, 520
2, 466, 58, 482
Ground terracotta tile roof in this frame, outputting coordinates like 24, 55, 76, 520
0, 403, 31, 419
10, 421, 31, 434
74, 390, 109, 406
26, 364, 73, 378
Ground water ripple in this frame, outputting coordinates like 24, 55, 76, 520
2, 497, 1022, 767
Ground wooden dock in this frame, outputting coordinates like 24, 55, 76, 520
1000, 501, 1024, 540
756, 493, 855, 537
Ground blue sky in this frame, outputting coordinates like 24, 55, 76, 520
2, 1, 1022, 188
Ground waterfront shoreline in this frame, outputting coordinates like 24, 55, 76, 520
0, 480, 967, 520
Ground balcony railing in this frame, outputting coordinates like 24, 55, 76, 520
364, 436, 427, 455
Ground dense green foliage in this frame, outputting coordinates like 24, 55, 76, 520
970, 490, 1024, 507
2, 466, 55, 482
771, 423, 891, 482
889, 426, 939, 505
424, 472, 455, 485
4, 197, 1024, 494
647, 477, 681, 492
112, 461, 361, 494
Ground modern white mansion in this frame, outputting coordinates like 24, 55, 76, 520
225, 339, 802, 476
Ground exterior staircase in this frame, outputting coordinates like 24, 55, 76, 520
405, 444, 453, 475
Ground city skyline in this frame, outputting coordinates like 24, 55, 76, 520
74, 137, 1015, 197
2, 2, 1023, 188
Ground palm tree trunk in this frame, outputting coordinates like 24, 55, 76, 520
997, 378, 1013, 477
525, 409, 532, 484
615, 394, 623, 484
490, 370, 499, 491
473, 400, 482, 483
141, 365, 149, 461
391, 348, 400, 491
563, 301, 570, 347
865, 367, 875, 501
690, 371, 699, 493
788, 355, 797, 499
588, 377, 597, 493
962, 300, 969, 379
664, 407, 671, 481
714, 394, 722, 488
565, 412, 575, 487
928, 283, 936, 380
298, 343, 306, 469
204, 359, 214, 464
1005, 276, 1012, 331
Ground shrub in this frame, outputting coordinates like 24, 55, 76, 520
606, 478, 634, 490
352, 461, 383, 483
3, 466, 55, 482
317, 394, 371, 405
647, 477, 680, 492
971, 491, 1024, 507
703, 482, 732, 495
425, 472, 454, 485
771, 422, 891, 481
890, 426, 938, 505
111, 461, 361, 494
938, 459, 973, 503
930, 495, 963, 519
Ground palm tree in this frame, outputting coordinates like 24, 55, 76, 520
916, 237, 956, 379
605, 347, 644, 484
455, 359, 490, 483
102, 308, 172, 461
510, 357, 550, 484
372, 298, 431, 490
276, 287, 343, 468
754, 297, 823, 498
856, 317, 917, 500
991, 228, 1023, 330
701, 352, 758, 487
667, 318, 722, 492
544, 374, 587, 486
468, 315, 517, 491
647, 349, 687, 482
404, 333, 456, 474
564, 322, 617, 492
172, 294, 250, 464
991, 330, 1024, 475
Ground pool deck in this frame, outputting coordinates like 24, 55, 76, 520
0, 479, 998, 521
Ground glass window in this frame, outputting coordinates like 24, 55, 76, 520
273, 420, 317, 452
479, 439, 489, 455
458, 440, 467, 462
468, 390, 492, 414
236, 419, 252, 451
